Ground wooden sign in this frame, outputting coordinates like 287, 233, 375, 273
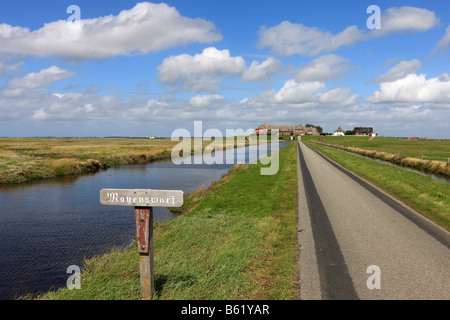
100, 188, 184, 207
100, 188, 184, 300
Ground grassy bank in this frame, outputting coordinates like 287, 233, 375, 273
306, 136, 450, 162
305, 137, 449, 179
303, 139, 450, 231
0, 137, 258, 184
36, 142, 299, 300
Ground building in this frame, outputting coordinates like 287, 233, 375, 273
333, 126, 345, 136
254, 124, 305, 136
354, 127, 373, 136
304, 126, 319, 136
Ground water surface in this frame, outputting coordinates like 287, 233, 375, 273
0, 142, 288, 299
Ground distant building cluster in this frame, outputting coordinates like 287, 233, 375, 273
255, 124, 377, 137
254, 124, 319, 136
334, 126, 376, 136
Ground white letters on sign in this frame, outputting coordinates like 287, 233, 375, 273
100, 189, 184, 207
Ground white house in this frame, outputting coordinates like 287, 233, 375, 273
333, 126, 345, 136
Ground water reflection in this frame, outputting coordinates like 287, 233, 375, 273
0, 142, 288, 299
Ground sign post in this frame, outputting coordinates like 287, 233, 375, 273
100, 188, 184, 300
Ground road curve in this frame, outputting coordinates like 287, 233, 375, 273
297, 140, 450, 300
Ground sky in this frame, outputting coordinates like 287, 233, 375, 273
0, 0, 449, 138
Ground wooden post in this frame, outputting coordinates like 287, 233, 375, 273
135, 207, 154, 300
100, 188, 183, 300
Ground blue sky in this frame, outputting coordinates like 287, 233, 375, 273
0, 0, 449, 137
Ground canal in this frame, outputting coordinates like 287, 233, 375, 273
0, 141, 288, 299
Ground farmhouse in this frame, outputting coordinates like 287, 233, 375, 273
254, 124, 305, 136
333, 126, 345, 136
303, 126, 319, 136
354, 127, 373, 136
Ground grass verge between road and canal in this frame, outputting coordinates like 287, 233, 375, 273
303, 139, 450, 231
35, 142, 299, 300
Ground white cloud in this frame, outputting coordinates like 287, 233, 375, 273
241, 57, 281, 82
295, 54, 353, 82
0, 2, 222, 60
0, 59, 23, 76
7, 66, 75, 89
158, 47, 280, 91
0, 74, 447, 138
189, 94, 224, 107
317, 87, 359, 106
258, 21, 363, 56
274, 80, 325, 103
367, 73, 450, 104
376, 59, 422, 83
158, 47, 246, 91
378, 6, 439, 35
258, 6, 438, 57
434, 25, 450, 54
252, 77, 360, 108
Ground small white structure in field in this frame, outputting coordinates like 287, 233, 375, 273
333, 126, 345, 136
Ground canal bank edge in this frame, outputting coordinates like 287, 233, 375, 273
34, 142, 299, 300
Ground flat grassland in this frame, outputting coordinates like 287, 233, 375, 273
0, 137, 252, 184
0, 138, 178, 184
306, 136, 450, 161
304, 136, 450, 178
302, 137, 450, 230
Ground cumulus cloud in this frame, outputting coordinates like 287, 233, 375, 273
243, 76, 358, 109
367, 73, 450, 104
0, 2, 222, 60
158, 47, 281, 91
377, 6, 439, 35
295, 54, 353, 82
258, 21, 363, 56
241, 57, 281, 82
0, 71, 447, 138
317, 87, 359, 106
376, 59, 422, 83
258, 6, 438, 57
274, 80, 325, 104
433, 25, 450, 54
189, 94, 224, 107
7, 66, 76, 89
158, 47, 246, 91
0, 59, 23, 76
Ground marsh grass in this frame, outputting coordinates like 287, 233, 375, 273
0, 137, 258, 184
306, 136, 450, 161
306, 137, 450, 178
35, 142, 299, 300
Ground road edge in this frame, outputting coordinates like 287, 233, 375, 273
303, 141, 450, 249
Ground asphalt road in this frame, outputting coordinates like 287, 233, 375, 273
297, 141, 450, 300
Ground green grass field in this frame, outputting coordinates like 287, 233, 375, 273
35, 142, 299, 300
304, 136, 450, 162
303, 139, 450, 231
